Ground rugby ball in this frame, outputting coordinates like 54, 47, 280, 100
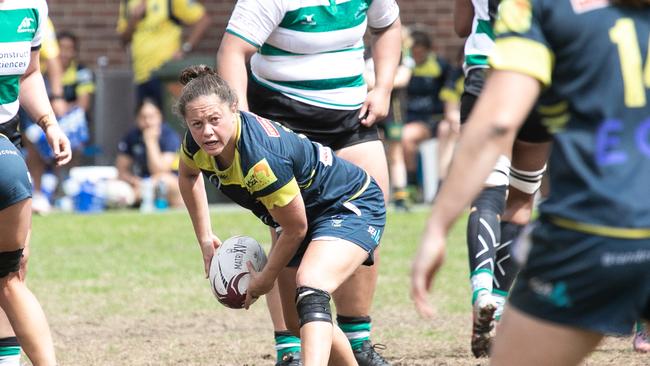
209, 236, 267, 309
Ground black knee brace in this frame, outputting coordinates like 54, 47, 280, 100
0, 249, 23, 278
295, 286, 332, 327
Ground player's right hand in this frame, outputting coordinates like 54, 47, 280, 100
43, 123, 72, 166
200, 234, 221, 278
410, 225, 447, 319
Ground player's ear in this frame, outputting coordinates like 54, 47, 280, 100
230, 101, 238, 113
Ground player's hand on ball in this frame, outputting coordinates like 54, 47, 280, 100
410, 225, 447, 319
200, 235, 221, 278
244, 261, 274, 309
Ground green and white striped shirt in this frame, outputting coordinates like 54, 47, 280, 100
463, 0, 497, 74
0, 0, 46, 123
227, 0, 399, 110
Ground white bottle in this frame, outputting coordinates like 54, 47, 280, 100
139, 178, 155, 213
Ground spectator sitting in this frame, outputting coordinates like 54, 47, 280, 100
116, 98, 183, 208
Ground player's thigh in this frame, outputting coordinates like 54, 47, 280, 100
336, 140, 389, 201
296, 239, 369, 294
491, 306, 603, 366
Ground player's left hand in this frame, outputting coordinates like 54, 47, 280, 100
359, 87, 391, 127
43, 123, 72, 166
244, 261, 274, 309
410, 225, 447, 319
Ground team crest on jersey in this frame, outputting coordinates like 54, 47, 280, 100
245, 159, 278, 192
255, 115, 280, 137
570, 0, 609, 13
494, 0, 532, 35
17, 17, 36, 34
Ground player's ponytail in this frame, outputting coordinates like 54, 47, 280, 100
175, 65, 238, 118
611, 0, 650, 7
179, 64, 216, 86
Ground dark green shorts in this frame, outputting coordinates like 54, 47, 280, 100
0, 135, 32, 210
510, 219, 650, 335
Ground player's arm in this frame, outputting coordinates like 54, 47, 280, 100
245, 194, 307, 307
216, 33, 257, 111
411, 70, 540, 316
178, 158, 221, 276
117, 0, 146, 46
454, 0, 474, 37
361, 17, 402, 126
20, 50, 71, 166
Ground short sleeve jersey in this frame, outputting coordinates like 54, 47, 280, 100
117, 0, 205, 84
180, 111, 372, 227
439, 65, 464, 104
491, 0, 650, 232
0, 0, 47, 123
226, 0, 399, 110
118, 122, 181, 178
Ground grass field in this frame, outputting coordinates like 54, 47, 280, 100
24, 206, 648, 365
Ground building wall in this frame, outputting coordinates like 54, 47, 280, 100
48, 0, 464, 70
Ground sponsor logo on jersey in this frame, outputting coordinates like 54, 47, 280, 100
570, 0, 609, 13
254, 115, 280, 137
245, 159, 278, 192
300, 14, 316, 25
317, 143, 333, 167
494, 0, 532, 35
17, 17, 36, 34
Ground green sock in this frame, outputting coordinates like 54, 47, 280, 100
0, 337, 20, 366
274, 331, 300, 361
337, 315, 371, 351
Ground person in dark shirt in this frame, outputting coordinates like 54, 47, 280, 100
116, 98, 183, 207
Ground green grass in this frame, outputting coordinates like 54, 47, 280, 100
24, 207, 643, 365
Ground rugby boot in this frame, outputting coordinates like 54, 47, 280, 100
353, 340, 391, 366
471, 292, 497, 358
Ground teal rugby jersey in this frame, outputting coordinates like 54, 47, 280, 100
491, 0, 650, 236
181, 111, 373, 227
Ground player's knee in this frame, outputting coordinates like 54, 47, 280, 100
509, 165, 546, 195
0, 249, 23, 280
295, 286, 332, 327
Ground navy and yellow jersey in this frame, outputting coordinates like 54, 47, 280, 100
62, 61, 94, 103
406, 54, 451, 118
117, 0, 205, 84
491, 0, 650, 235
180, 111, 372, 227
439, 65, 464, 104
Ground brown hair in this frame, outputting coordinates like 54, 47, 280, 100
174, 65, 238, 118
611, 0, 650, 6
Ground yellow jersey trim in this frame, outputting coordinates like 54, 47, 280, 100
345, 173, 371, 202
490, 37, 554, 87
258, 178, 300, 209
551, 216, 650, 239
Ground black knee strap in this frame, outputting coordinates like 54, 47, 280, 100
295, 286, 332, 327
0, 249, 23, 278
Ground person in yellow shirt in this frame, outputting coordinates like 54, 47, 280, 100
117, 0, 211, 108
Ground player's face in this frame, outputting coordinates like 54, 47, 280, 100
184, 94, 237, 156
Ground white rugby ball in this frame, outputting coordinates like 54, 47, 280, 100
209, 235, 267, 309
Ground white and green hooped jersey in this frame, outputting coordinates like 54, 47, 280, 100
463, 0, 498, 74
227, 0, 399, 110
0, 0, 46, 124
